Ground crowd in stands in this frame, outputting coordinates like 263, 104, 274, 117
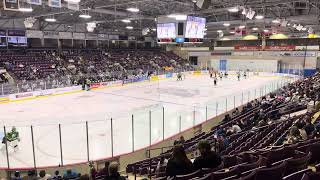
0, 49, 189, 83
10, 161, 126, 180
123, 72, 320, 180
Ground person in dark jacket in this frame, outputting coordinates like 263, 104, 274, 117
165, 145, 194, 177
105, 162, 126, 180
98, 161, 110, 177
193, 140, 222, 170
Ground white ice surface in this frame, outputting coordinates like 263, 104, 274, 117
0, 73, 290, 168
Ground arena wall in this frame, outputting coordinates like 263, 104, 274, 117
190, 51, 318, 76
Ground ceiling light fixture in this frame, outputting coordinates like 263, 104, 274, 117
239, 25, 246, 29
19, 7, 33, 12
228, 7, 239, 13
272, 19, 280, 23
79, 14, 91, 19
65, 0, 81, 2
217, 30, 223, 33
255, 15, 264, 20
252, 27, 258, 31
223, 23, 230, 27
45, 18, 56, 22
126, 7, 139, 12
167, 14, 187, 20
263, 29, 269, 32
121, 19, 131, 23
126, 26, 133, 29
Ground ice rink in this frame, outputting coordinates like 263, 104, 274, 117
0, 72, 293, 168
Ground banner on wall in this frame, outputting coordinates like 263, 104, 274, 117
98, 34, 108, 40
234, 46, 262, 51
26, 30, 43, 38
43, 31, 59, 38
67, 1, 79, 10
73, 32, 85, 39
3, 0, 19, 11
27, 0, 41, 5
265, 45, 295, 51
234, 45, 296, 51
48, 0, 61, 7
59, 32, 72, 39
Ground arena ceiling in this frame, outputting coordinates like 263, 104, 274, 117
0, 0, 320, 37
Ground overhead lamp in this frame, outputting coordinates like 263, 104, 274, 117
228, 7, 239, 13
126, 7, 139, 12
255, 15, 264, 20
19, 7, 33, 12
239, 25, 246, 29
151, 28, 156, 31
263, 29, 269, 32
223, 23, 230, 27
230, 31, 235, 34
252, 27, 259, 31
217, 30, 223, 33
45, 18, 56, 22
272, 19, 280, 23
167, 14, 187, 20
121, 19, 131, 23
126, 26, 133, 29
79, 14, 91, 19
65, 0, 81, 2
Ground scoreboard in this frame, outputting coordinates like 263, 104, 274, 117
0, 29, 27, 47
156, 15, 206, 44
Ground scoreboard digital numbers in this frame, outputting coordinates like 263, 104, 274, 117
185, 16, 206, 39
157, 23, 176, 39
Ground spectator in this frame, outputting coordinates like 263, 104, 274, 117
98, 161, 110, 177
155, 156, 168, 176
174, 136, 185, 146
23, 170, 37, 180
51, 170, 62, 180
38, 170, 51, 180
63, 169, 79, 180
90, 167, 98, 180
165, 145, 194, 177
232, 108, 240, 117
12, 171, 22, 180
232, 123, 242, 133
287, 126, 303, 144
222, 114, 231, 123
105, 162, 126, 180
305, 118, 315, 137
296, 122, 308, 140
193, 140, 222, 170
216, 134, 229, 152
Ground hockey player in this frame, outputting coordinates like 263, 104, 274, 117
3, 127, 20, 152
213, 77, 217, 86
237, 71, 241, 81
85, 78, 91, 91
224, 71, 228, 78
244, 71, 247, 79
219, 72, 223, 80
177, 72, 183, 81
